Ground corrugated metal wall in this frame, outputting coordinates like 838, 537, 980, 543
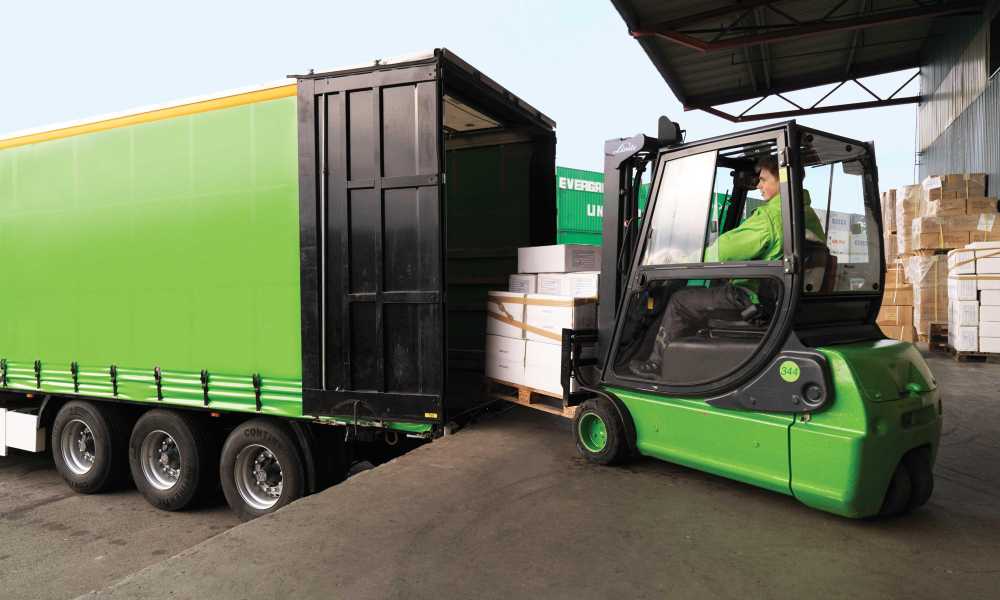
918, 2, 1000, 192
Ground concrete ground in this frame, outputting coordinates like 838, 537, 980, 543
0, 451, 238, 600
73, 351, 999, 600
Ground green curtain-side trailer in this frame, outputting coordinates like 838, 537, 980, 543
0, 49, 556, 442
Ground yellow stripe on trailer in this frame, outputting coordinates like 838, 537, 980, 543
0, 83, 298, 151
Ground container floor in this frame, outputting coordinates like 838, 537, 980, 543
69, 351, 1000, 599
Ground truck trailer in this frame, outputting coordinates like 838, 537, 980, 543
0, 49, 556, 519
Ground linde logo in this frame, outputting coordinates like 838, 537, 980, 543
558, 177, 604, 194
614, 140, 638, 154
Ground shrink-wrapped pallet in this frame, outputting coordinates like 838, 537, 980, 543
907, 255, 949, 336
881, 189, 897, 233
895, 185, 923, 256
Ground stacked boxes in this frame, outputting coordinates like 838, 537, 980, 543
947, 242, 1000, 352
906, 254, 949, 337
485, 245, 600, 395
878, 260, 915, 341
895, 184, 923, 257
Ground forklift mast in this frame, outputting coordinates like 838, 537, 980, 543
597, 118, 682, 360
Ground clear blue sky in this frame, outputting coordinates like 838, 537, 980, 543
0, 0, 918, 193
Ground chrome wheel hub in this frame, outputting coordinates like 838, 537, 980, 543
235, 445, 284, 510
61, 419, 97, 476
141, 430, 182, 490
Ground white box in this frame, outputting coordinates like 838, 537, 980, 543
978, 278, 1000, 290
948, 277, 978, 301
536, 272, 600, 297
508, 274, 537, 294
485, 335, 526, 385
0, 409, 45, 456
976, 257, 1000, 273
486, 291, 526, 339
951, 326, 979, 351
524, 294, 597, 345
524, 340, 577, 396
517, 244, 601, 274
980, 290, 1000, 305
948, 249, 976, 275
952, 300, 979, 325
980, 306, 1000, 322
979, 337, 1000, 353
979, 322, 1000, 337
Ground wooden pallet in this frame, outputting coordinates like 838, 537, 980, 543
484, 377, 577, 419
945, 346, 1000, 363
928, 322, 949, 354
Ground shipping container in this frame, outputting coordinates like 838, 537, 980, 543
555, 166, 650, 245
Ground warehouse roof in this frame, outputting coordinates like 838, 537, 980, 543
610, 0, 984, 121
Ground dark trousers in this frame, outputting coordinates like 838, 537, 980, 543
644, 284, 752, 365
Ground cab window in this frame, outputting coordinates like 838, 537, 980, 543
615, 139, 784, 387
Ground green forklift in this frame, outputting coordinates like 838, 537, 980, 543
562, 119, 942, 518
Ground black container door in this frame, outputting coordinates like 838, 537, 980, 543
298, 64, 445, 422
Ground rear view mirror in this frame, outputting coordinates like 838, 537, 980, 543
658, 116, 682, 146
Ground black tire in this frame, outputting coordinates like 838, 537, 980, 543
573, 398, 629, 465
879, 461, 913, 517
51, 401, 129, 494
903, 447, 934, 512
128, 409, 218, 511
220, 419, 305, 521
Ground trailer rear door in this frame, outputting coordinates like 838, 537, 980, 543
297, 60, 445, 423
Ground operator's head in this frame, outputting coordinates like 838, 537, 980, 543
755, 156, 780, 201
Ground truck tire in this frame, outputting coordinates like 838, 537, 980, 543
51, 401, 128, 494
128, 409, 218, 511
879, 461, 913, 517
903, 447, 934, 512
220, 419, 305, 521
574, 398, 628, 465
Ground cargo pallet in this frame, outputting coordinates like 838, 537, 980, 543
929, 323, 949, 353
945, 346, 1000, 363
484, 377, 577, 419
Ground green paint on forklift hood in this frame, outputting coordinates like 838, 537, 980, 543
819, 340, 936, 403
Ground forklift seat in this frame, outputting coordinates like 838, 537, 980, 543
804, 241, 837, 293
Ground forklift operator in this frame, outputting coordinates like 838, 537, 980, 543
629, 157, 827, 378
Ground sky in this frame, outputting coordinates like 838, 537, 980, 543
0, 0, 919, 194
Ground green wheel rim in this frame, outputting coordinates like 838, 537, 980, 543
578, 412, 608, 453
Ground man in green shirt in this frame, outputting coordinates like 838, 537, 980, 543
629, 157, 827, 378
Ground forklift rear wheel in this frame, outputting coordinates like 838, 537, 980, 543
574, 398, 628, 465
220, 419, 305, 521
129, 409, 218, 511
879, 461, 913, 517
51, 401, 128, 494
903, 447, 934, 511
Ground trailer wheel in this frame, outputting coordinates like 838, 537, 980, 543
903, 447, 934, 512
879, 461, 913, 517
220, 419, 305, 521
574, 398, 628, 465
128, 409, 218, 511
51, 401, 128, 494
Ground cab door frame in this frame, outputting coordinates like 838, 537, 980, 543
600, 125, 803, 399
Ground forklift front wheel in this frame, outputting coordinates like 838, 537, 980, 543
574, 398, 628, 465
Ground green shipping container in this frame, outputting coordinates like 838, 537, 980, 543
553, 166, 648, 246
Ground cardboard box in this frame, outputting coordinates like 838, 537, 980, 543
980, 305, 1000, 322
485, 334, 526, 384
880, 324, 916, 342
978, 278, 1000, 290
921, 198, 967, 218
913, 230, 970, 251
948, 249, 976, 275
877, 305, 914, 327
912, 215, 989, 234
966, 197, 999, 214
517, 245, 601, 274
978, 322, 1000, 337
508, 274, 537, 294
950, 325, 979, 351
524, 294, 597, 345
978, 337, 1000, 353
536, 272, 600, 298
923, 173, 987, 200
976, 257, 1000, 274
882, 189, 897, 233
524, 340, 577, 396
486, 291, 526, 339
948, 276, 977, 301
883, 288, 914, 305
952, 300, 979, 326
980, 290, 1000, 305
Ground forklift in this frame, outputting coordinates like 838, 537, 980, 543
562, 119, 941, 518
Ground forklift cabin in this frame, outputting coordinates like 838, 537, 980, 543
563, 120, 942, 518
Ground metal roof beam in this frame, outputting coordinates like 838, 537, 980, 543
698, 95, 919, 122
633, 0, 983, 52
645, 0, 781, 32
683, 53, 920, 108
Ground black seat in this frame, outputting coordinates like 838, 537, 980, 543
703, 279, 779, 340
